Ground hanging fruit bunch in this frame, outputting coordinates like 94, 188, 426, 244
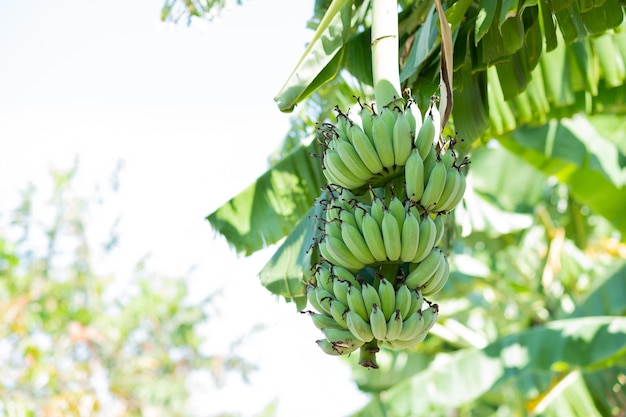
298, 0, 464, 369
303, 91, 469, 368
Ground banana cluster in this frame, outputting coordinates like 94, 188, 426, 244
307, 93, 469, 368
305, 264, 438, 365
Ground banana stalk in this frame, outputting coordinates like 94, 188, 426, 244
371, 0, 401, 106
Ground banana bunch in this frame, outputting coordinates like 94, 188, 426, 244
306, 93, 469, 367
305, 263, 439, 367
318, 99, 422, 191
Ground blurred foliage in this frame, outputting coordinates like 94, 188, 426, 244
0, 164, 254, 416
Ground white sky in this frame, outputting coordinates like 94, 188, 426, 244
0, 1, 370, 416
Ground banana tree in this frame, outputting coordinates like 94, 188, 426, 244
163, 0, 626, 415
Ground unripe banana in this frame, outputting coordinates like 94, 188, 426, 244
308, 311, 343, 330
360, 213, 387, 263
354, 204, 367, 231
385, 309, 404, 340
345, 309, 375, 342
324, 219, 343, 240
323, 150, 363, 189
394, 284, 413, 319
347, 285, 369, 321
369, 303, 387, 340
358, 101, 375, 139
421, 159, 447, 211
414, 111, 436, 160
400, 208, 420, 262
329, 298, 350, 328
398, 304, 439, 342
432, 214, 445, 248
307, 285, 326, 314
350, 123, 384, 175
440, 149, 455, 170
332, 265, 362, 289
323, 327, 365, 350
412, 214, 437, 263
316, 338, 344, 356
371, 113, 395, 168
392, 110, 413, 166
405, 100, 422, 134
315, 264, 334, 294
323, 235, 366, 272
361, 282, 382, 317
315, 287, 335, 315
436, 168, 466, 212
377, 277, 396, 320
396, 310, 422, 341
381, 209, 402, 261
335, 139, 374, 182
388, 195, 405, 232
405, 149, 425, 202
421, 253, 449, 296
341, 221, 376, 265
382, 334, 428, 350
338, 208, 358, 229
434, 166, 462, 213
406, 288, 424, 318
370, 195, 385, 227
380, 106, 398, 133
332, 278, 351, 306
405, 248, 443, 289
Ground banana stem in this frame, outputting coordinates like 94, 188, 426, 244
371, 0, 401, 106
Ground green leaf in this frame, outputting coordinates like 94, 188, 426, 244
475, 0, 499, 44
257, 203, 323, 308
274, 0, 352, 112
569, 260, 626, 318
351, 316, 626, 417
497, 118, 626, 237
206, 141, 326, 255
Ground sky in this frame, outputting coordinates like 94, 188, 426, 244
0, 1, 370, 416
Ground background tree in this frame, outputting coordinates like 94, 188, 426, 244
163, 0, 626, 415
0, 163, 254, 416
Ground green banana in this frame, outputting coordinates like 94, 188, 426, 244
347, 285, 369, 321
324, 219, 342, 240
385, 309, 404, 340
350, 123, 384, 175
405, 149, 425, 202
392, 110, 413, 166
371, 112, 395, 168
377, 277, 396, 320
332, 265, 362, 289
335, 139, 374, 182
421, 253, 449, 296
381, 209, 402, 261
322, 235, 366, 272
388, 195, 405, 232
369, 303, 388, 340
308, 311, 343, 330
396, 310, 422, 341
421, 159, 447, 211
315, 287, 335, 315
432, 214, 445, 248
329, 298, 350, 328
359, 213, 387, 262
414, 110, 436, 160
398, 304, 439, 341
316, 338, 344, 356
405, 248, 443, 289
307, 285, 326, 314
370, 195, 385, 227
341, 221, 376, 265
436, 167, 466, 212
406, 99, 422, 133
315, 264, 334, 294
357, 100, 375, 139
361, 282, 382, 317
323, 327, 365, 350
323, 149, 364, 189
345, 309, 375, 342
400, 208, 420, 262
406, 288, 424, 318
394, 284, 413, 319
412, 214, 436, 263
332, 278, 351, 306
